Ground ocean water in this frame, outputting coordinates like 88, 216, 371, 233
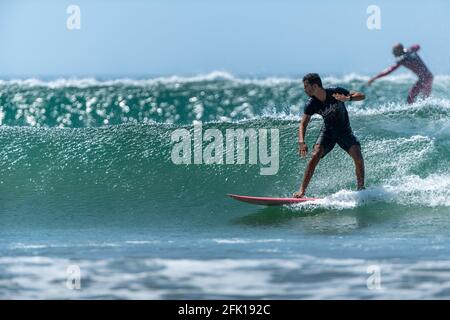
0, 72, 449, 299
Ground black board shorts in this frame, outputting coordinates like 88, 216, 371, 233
315, 129, 360, 158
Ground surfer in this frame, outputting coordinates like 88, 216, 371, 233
293, 73, 366, 198
368, 43, 433, 104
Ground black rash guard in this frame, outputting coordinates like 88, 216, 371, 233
303, 87, 352, 134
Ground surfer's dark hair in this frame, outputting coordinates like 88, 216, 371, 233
303, 73, 323, 88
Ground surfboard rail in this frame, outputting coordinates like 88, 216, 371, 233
228, 194, 320, 206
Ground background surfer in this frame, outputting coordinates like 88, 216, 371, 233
294, 73, 366, 198
368, 43, 433, 104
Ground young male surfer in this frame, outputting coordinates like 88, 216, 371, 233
293, 73, 366, 198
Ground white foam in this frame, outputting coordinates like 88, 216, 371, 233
292, 187, 393, 210
348, 97, 450, 117
1, 72, 449, 88
292, 173, 450, 211
212, 238, 285, 244
385, 174, 450, 207
125, 240, 160, 245
2, 255, 450, 299
9, 243, 48, 250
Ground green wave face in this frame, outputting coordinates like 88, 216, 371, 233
0, 74, 449, 229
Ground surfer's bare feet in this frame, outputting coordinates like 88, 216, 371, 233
357, 186, 366, 191
293, 191, 305, 198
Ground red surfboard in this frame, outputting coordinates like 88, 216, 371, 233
228, 194, 320, 206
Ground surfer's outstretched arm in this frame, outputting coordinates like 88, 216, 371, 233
368, 64, 400, 85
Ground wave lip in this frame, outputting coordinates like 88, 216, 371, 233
348, 97, 450, 117
2, 72, 450, 88
1, 72, 449, 128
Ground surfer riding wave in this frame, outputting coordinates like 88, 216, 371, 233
368, 43, 433, 104
294, 73, 366, 198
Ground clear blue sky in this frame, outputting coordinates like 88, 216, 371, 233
0, 0, 449, 78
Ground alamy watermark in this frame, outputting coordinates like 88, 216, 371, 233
67, 5, 81, 30
171, 122, 279, 175
366, 265, 382, 290
366, 5, 381, 30
66, 265, 82, 290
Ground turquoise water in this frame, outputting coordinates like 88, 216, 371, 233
0, 72, 449, 299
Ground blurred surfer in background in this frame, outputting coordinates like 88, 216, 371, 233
368, 43, 433, 104
294, 73, 366, 198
